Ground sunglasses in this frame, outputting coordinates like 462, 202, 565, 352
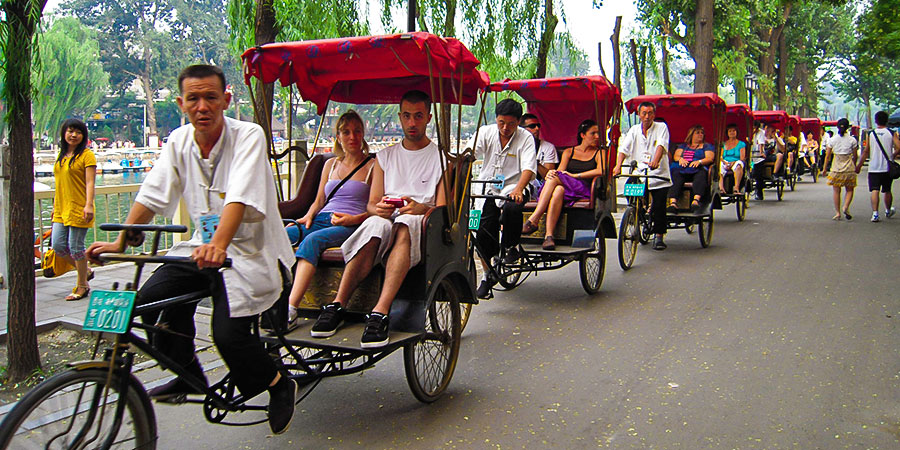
525, 123, 541, 129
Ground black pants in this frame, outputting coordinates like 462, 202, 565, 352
649, 187, 667, 235
668, 169, 708, 200
476, 197, 525, 260
138, 264, 278, 398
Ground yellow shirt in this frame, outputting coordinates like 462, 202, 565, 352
52, 150, 97, 228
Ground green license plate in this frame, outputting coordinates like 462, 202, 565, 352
623, 183, 646, 197
83, 290, 136, 334
468, 209, 482, 230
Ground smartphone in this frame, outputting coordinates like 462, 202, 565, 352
384, 197, 406, 208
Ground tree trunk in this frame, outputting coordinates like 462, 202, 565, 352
253, 0, 278, 132
443, 0, 456, 36
629, 39, 645, 95
533, 0, 558, 79
597, 42, 608, 79
3, 0, 47, 383
140, 69, 157, 146
693, 0, 715, 93
611, 16, 622, 89
776, 28, 788, 110
661, 35, 672, 94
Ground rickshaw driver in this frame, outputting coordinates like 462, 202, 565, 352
85, 65, 299, 435
471, 99, 537, 299
311, 90, 446, 348
613, 101, 672, 251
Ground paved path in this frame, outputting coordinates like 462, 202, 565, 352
5, 170, 900, 448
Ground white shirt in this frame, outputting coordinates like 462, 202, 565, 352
536, 139, 559, 166
136, 117, 294, 317
751, 129, 767, 163
827, 133, 858, 156
867, 128, 894, 173
469, 124, 537, 200
378, 141, 443, 205
619, 122, 672, 189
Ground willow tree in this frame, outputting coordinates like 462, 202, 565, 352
32, 17, 109, 137
1, 0, 47, 382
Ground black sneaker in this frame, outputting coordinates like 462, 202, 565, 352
310, 302, 344, 337
267, 375, 298, 434
476, 278, 494, 299
148, 359, 207, 403
652, 235, 667, 251
360, 312, 390, 348
502, 247, 520, 265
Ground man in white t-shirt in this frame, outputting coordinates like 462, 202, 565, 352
470, 99, 537, 299
521, 113, 559, 180
313, 90, 445, 348
613, 101, 672, 250
857, 110, 900, 222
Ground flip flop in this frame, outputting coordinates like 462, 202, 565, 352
65, 287, 90, 301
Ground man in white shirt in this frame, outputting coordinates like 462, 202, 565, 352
857, 110, 900, 221
86, 65, 298, 434
613, 101, 672, 250
521, 113, 559, 180
312, 90, 446, 347
751, 124, 785, 200
471, 99, 537, 299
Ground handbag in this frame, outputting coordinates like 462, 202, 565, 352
871, 130, 900, 180
42, 248, 74, 278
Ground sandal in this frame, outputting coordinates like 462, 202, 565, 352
87, 270, 95, 282
690, 200, 701, 213
521, 220, 539, 235
832, 213, 841, 221
65, 286, 90, 301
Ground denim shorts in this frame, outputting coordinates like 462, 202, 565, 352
51, 222, 89, 260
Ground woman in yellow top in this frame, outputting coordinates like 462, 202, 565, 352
51, 119, 97, 300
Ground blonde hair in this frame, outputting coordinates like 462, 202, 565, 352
684, 125, 705, 145
332, 110, 369, 158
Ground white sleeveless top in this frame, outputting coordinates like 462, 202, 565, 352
378, 141, 443, 205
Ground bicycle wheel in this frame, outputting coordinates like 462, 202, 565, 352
776, 181, 784, 201
0, 368, 156, 450
403, 278, 462, 403
617, 206, 639, 270
699, 210, 714, 248
579, 234, 606, 294
811, 166, 818, 183
638, 205, 652, 245
460, 303, 473, 332
735, 195, 746, 222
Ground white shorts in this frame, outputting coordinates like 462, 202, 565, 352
720, 160, 745, 173
341, 214, 425, 266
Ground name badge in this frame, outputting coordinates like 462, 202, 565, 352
493, 174, 505, 190
200, 214, 220, 244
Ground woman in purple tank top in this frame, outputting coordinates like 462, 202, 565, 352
284, 110, 375, 328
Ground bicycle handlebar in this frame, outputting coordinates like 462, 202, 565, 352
98, 254, 233, 268
100, 223, 188, 233
471, 193, 513, 202
615, 173, 670, 182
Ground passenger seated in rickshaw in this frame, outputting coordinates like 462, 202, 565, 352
283, 110, 375, 329
785, 126, 800, 173
799, 132, 817, 179
310, 90, 446, 348
751, 124, 785, 200
718, 124, 746, 195
666, 125, 715, 213
521, 119, 604, 250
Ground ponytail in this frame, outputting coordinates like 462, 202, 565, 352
836, 118, 850, 137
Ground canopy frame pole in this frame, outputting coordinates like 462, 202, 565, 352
309, 89, 334, 158
463, 89, 490, 257
287, 86, 294, 195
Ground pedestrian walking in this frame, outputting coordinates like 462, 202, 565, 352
51, 118, 96, 300
857, 110, 900, 222
823, 118, 858, 220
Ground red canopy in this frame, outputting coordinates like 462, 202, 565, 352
822, 120, 839, 127
486, 76, 622, 148
726, 104, 753, 141
800, 118, 822, 141
241, 32, 489, 114
625, 93, 727, 146
787, 115, 802, 138
753, 110, 790, 131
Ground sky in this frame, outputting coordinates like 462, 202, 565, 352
43, 0, 639, 75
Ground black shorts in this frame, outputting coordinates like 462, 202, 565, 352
868, 172, 893, 192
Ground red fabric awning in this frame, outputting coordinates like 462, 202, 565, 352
625, 94, 727, 146
752, 110, 790, 131
241, 32, 489, 114
726, 104, 753, 141
800, 118, 823, 141
486, 76, 622, 148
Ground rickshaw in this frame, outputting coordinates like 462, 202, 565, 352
472, 76, 621, 294
0, 32, 487, 449
721, 104, 752, 221
784, 115, 802, 190
799, 117, 823, 182
750, 110, 790, 200
618, 93, 725, 261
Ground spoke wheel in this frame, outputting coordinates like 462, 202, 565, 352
776, 181, 784, 201
617, 206, 639, 270
0, 368, 156, 450
736, 194, 746, 222
460, 303, 473, 332
789, 174, 796, 191
404, 278, 462, 403
496, 266, 523, 290
699, 210, 714, 248
812, 166, 818, 183
685, 223, 695, 234
638, 207, 652, 245
580, 234, 606, 294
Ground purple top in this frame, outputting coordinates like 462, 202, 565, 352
320, 179, 369, 215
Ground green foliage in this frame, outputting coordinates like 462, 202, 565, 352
32, 17, 109, 137
859, 0, 900, 60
